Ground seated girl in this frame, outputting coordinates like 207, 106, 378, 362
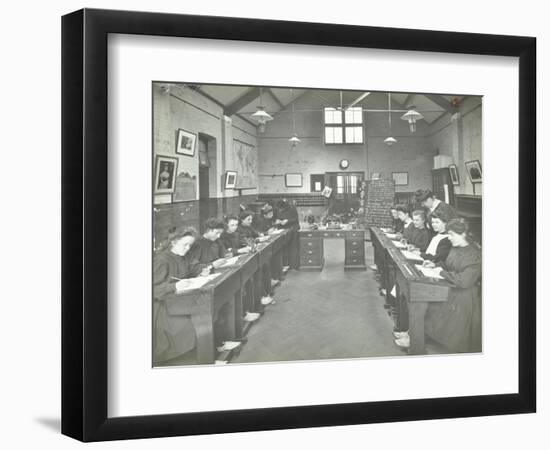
152, 227, 210, 364
395, 205, 414, 242
238, 210, 261, 241
189, 218, 229, 268
220, 215, 251, 256
395, 218, 482, 353
420, 210, 452, 263
408, 209, 432, 252
423, 218, 482, 353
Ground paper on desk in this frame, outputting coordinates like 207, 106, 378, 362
218, 256, 240, 267
271, 229, 284, 234
415, 264, 444, 280
175, 273, 221, 292
385, 233, 398, 239
401, 250, 424, 262
392, 240, 407, 249
380, 227, 392, 233
257, 236, 270, 242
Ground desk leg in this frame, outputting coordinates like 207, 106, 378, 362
234, 288, 243, 339
190, 314, 215, 364
272, 251, 283, 279
408, 301, 429, 355
253, 269, 263, 312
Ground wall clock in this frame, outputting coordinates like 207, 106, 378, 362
339, 159, 350, 170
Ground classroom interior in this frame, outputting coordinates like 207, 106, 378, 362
152, 82, 483, 367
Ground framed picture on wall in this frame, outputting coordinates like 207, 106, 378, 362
392, 171, 408, 186
224, 170, 238, 189
154, 155, 178, 194
465, 160, 483, 183
175, 128, 196, 156
449, 164, 460, 186
310, 174, 324, 192
285, 173, 303, 187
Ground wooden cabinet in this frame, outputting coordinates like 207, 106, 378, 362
431, 168, 455, 206
298, 229, 366, 271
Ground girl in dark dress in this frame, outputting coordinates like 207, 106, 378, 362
188, 217, 229, 267
395, 205, 414, 242
220, 215, 250, 256
274, 199, 300, 270
420, 210, 452, 264
423, 218, 482, 353
153, 227, 209, 364
390, 206, 404, 233
238, 210, 261, 241
408, 209, 432, 252
395, 218, 482, 353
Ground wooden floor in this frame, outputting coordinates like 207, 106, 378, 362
232, 240, 404, 364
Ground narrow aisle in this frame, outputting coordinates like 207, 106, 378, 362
232, 241, 403, 364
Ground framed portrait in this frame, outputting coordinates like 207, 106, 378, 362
465, 160, 483, 183
285, 173, 303, 187
448, 164, 460, 186
175, 128, 196, 156
310, 174, 324, 192
62, 8, 535, 442
224, 170, 238, 189
392, 171, 409, 186
153, 155, 178, 194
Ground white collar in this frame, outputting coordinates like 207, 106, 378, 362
430, 198, 441, 212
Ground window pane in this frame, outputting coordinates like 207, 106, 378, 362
325, 127, 333, 143
333, 127, 343, 143
324, 107, 342, 124
350, 175, 357, 194
345, 107, 363, 124
345, 126, 363, 143
337, 175, 344, 194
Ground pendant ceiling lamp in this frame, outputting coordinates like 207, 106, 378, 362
400, 105, 424, 133
288, 89, 301, 147
251, 87, 273, 133
384, 93, 397, 146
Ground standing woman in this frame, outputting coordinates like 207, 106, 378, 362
153, 227, 209, 364
274, 199, 300, 270
424, 218, 482, 353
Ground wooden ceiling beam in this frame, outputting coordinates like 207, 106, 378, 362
224, 87, 261, 116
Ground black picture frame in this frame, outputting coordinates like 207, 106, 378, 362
465, 159, 483, 183
62, 8, 536, 442
449, 164, 460, 186
224, 170, 238, 189
175, 128, 197, 156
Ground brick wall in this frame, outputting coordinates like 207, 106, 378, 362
365, 179, 395, 228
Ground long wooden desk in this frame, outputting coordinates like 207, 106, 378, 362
298, 228, 366, 271
163, 230, 289, 364
370, 227, 454, 354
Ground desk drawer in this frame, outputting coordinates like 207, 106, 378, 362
300, 238, 322, 252
321, 230, 346, 238
345, 256, 365, 266
345, 239, 364, 251
300, 254, 323, 266
346, 231, 364, 239
300, 231, 319, 238
345, 245, 365, 259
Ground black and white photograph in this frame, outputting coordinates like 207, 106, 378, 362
449, 164, 460, 185
465, 159, 483, 183
152, 82, 483, 367
154, 155, 178, 194
176, 128, 197, 156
